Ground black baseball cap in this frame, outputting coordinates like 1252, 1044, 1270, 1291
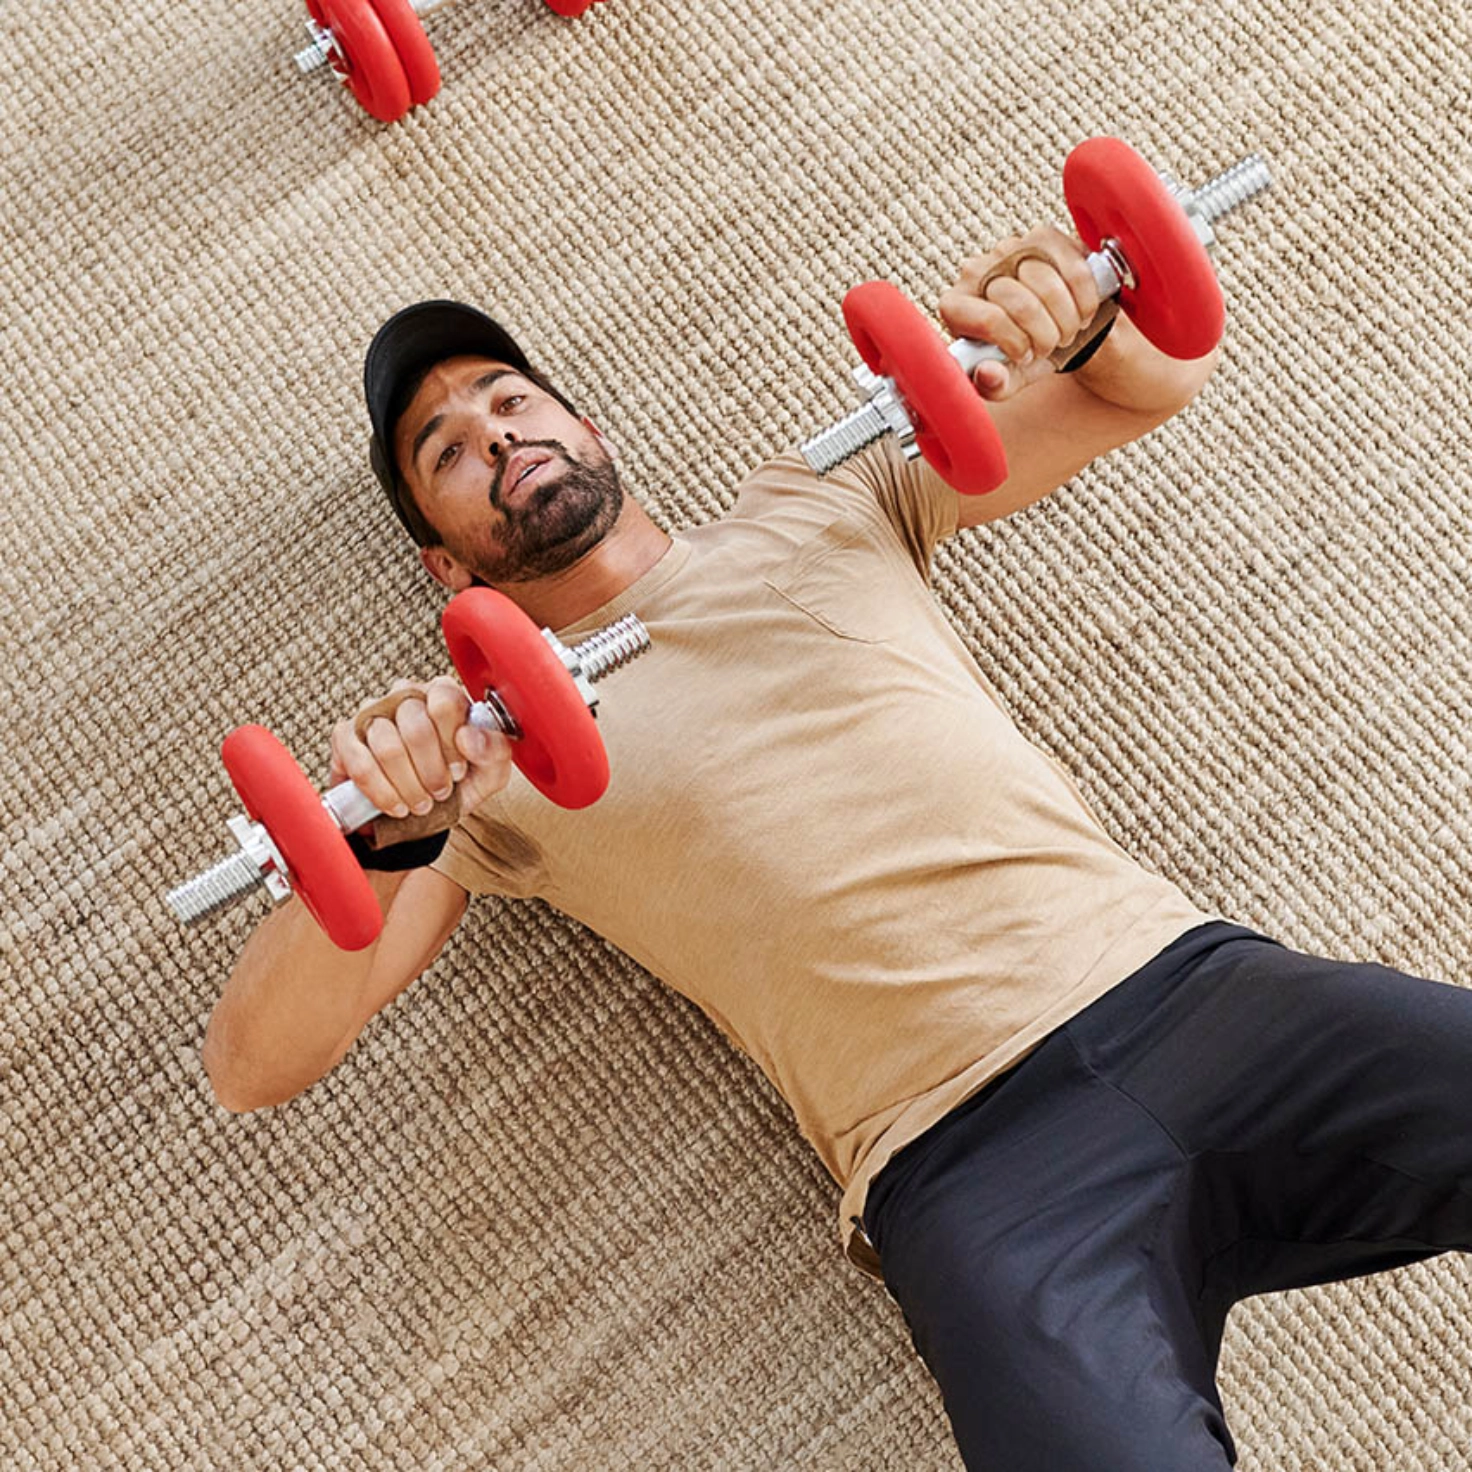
364, 300, 533, 539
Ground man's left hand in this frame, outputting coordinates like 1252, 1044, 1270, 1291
938, 226, 1106, 402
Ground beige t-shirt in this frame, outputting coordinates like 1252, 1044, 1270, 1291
435, 441, 1213, 1277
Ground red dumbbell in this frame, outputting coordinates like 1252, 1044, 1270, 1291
296, 0, 608, 123
168, 588, 649, 950
800, 137, 1273, 495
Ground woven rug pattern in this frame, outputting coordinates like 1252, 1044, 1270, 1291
3, 0, 1471, 1465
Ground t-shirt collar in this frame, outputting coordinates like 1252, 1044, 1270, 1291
554, 534, 692, 641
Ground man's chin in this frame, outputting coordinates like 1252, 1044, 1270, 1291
488, 517, 613, 583
476, 457, 623, 582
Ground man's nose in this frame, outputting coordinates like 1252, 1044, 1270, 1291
483, 424, 520, 460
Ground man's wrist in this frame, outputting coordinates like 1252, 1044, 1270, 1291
345, 828, 451, 872
1069, 313, 1219, 417
1055, 313, 1117, 374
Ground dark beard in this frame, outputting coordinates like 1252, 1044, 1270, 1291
474, 438, 624, 583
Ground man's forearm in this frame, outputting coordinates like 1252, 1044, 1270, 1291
1071, 312, 1220, 419
202, 869, 409, 1111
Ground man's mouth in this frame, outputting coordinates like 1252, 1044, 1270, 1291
500, 448, 558, 505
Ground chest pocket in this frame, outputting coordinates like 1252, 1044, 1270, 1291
762, 514, 901, 644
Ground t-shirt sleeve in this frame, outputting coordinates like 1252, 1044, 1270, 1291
432, 792, 545, 899
841, 438, 960, 578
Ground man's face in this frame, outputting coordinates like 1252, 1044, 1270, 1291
393, 355, 623, 584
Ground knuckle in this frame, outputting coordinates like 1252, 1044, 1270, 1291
427, 685, 467, 724
397, 698, 431, 735
972, 302, 1012, 339
1046, 227, 1080, 262
1016, 253, 1055, 284
981, 272, 1017, 304
340, 745, 380, 790
365, 717, 401, 758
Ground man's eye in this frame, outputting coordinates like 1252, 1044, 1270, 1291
499, 394, 525, 411
436, 444, 458, 471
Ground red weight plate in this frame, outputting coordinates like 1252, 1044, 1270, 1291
319, 0, 412, 122
1063, 136, 1224, 360
222, 725, 383, 951
545, 0, 600, 15
442, 588, 610, 809
842, 280, 1008, 495
365, 0, 440, 107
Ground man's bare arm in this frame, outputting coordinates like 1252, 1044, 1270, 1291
202, 675, 511, 1112
202, 866, 468, 1111
936, 227, 1220, 529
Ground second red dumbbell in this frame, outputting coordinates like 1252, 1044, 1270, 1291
166, 588, 648, 950
296, 0, 608, 123
801, 138, 1272, 495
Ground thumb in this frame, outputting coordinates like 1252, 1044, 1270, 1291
971, 360, 1012, 400
455, 728, 514, 811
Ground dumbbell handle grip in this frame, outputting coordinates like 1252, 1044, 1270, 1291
320, 697, 509, 847
316, 612, 645, 848
947, 249, 1127, 378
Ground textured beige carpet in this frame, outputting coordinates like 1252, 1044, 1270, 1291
3, 0, 1471, 1465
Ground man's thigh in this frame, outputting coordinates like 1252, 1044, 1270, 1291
1067, 927, 1472, 1292
868, 1019, 1237, 1471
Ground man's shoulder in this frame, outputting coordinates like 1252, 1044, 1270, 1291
724, 448, 883, 530
717, 443, 954, 574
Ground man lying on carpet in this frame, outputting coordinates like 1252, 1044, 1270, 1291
203, 229, 1472, 1470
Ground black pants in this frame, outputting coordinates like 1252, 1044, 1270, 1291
864, 922, 1472, 1470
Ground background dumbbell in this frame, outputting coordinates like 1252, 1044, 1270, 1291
295, 0, 608, 123
167, 587, 649, 950
800, 137, 1273, 494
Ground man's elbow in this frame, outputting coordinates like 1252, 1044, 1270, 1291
1177, 343, 1222, 408
201, 1034, 312, 1115
203, 1046, 268, 1114
1122, 342, 1222, 428
205, 1070, 267, 1115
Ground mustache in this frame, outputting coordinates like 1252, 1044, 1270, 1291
489, 439, 570, 508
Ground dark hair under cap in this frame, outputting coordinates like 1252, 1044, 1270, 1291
363, 300, 573, 545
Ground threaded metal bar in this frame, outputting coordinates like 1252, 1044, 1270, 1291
800, 401, 890, 475
1192, 155, 1272, 223
295, 41, 330, 74
572, 613, 651, 681
167, 849, 264, 924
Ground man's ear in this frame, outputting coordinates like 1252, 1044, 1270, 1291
420, 545, 474, 592
581, 415, 619, 460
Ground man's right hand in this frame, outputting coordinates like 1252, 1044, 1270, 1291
328, 675, 514, 825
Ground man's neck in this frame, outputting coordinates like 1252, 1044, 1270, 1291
496, 499, 673, 631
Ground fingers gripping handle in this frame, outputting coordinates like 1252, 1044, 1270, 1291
321, 688, 508, 848
947, 247, 1127, 380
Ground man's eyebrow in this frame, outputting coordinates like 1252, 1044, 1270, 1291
410, 369, 521, 473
